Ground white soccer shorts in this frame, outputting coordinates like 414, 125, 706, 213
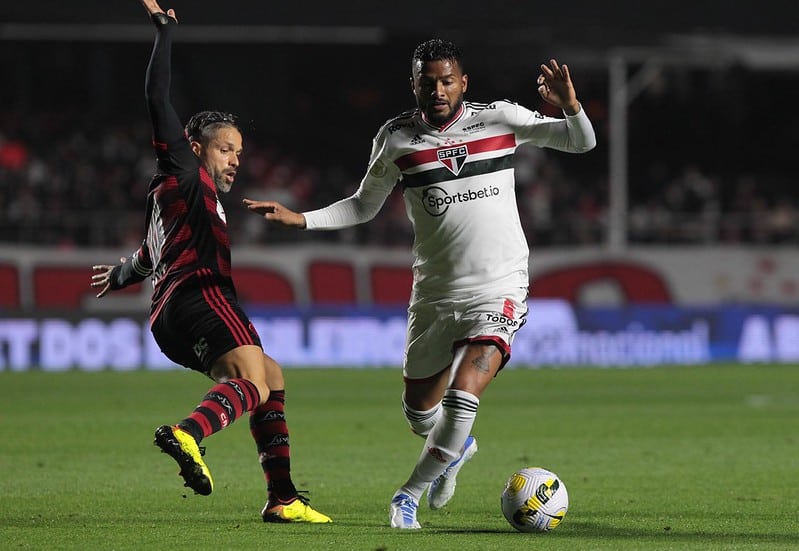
402, 288, 528, 380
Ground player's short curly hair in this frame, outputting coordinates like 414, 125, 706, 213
412, 38, 464, 70
185, 110, 240, 144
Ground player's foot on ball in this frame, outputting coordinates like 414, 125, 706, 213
389, 491, 421, 529
261, 493, 332, 523
428, 435, 478, 510
153, 424, 213, 496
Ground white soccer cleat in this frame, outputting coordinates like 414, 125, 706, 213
389, 491, 421, 529
427, 435, 478, 510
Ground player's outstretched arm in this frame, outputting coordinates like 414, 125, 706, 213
141, 0, 193, 174
537, 59, 581, 115
242, 199, 308, 229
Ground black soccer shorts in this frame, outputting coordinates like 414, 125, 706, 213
151, 284, 262, 374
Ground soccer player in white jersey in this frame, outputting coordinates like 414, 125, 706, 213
244, 38, 596, 529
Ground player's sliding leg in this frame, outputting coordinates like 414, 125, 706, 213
251, 354, 331, 523
251, 389, 295, 510
154, 378, 260, 495
251, 389, 332, 523
390, 388, 479, 528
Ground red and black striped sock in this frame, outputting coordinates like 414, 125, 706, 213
178, 379, 260, 443
249, 389, 297, 501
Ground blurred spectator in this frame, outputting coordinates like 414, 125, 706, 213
0, 133, 29, 171
767, 196, 797, 243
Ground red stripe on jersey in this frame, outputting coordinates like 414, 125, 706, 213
502, 298, 515, 318
395, 133, 517, 171
200, 284, 248, 346
212, 291, 251, 345
152, 140, 168, 151
198, 269, 251, 346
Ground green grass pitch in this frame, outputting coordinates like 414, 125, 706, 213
1, 364, 798, 550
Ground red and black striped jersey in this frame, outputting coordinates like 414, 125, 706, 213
125, 17, 233, 324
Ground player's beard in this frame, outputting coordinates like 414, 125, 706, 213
426, 95, 463, 127
214, 174, 232, 194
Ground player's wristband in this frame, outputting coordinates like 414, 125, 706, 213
109, 259, 146, 290
151, 12, 173, 27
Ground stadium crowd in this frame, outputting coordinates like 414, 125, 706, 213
1, 108, 795, 249
1, 49, 796, 249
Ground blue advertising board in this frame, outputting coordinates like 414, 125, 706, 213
1, 301, 798, 370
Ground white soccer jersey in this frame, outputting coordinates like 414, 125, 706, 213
304, 100, 596, 298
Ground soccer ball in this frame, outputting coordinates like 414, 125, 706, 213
500, 467, 568, 532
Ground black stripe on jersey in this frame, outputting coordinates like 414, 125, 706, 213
466, 100, 492, 110
393, 108, 417, 121
400, 153, 515, 189
466, 99, 515, 111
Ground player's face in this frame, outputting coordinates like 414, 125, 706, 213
194, 126, 243, 193
411, 59, 468, 126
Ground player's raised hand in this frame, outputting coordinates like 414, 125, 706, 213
243, 199, 308, 229
139, 0, 176, 21
537, 59, 580, 115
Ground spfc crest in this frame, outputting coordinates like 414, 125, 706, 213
437, 145, 468, 175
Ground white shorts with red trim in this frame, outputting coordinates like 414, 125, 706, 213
403, 287, 528, 380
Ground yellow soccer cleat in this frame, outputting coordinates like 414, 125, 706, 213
261, 494, 333, 524
154, 424, 214, 496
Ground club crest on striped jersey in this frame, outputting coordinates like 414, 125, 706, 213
437, 144, 468, 175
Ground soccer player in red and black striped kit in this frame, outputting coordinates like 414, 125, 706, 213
90, 0, 331, 524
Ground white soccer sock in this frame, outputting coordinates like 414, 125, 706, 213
398, 388, 479, 501
402, 393, 442, 438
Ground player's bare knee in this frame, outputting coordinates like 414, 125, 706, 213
262, 353, 285, 390
210, 345, 271, 404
